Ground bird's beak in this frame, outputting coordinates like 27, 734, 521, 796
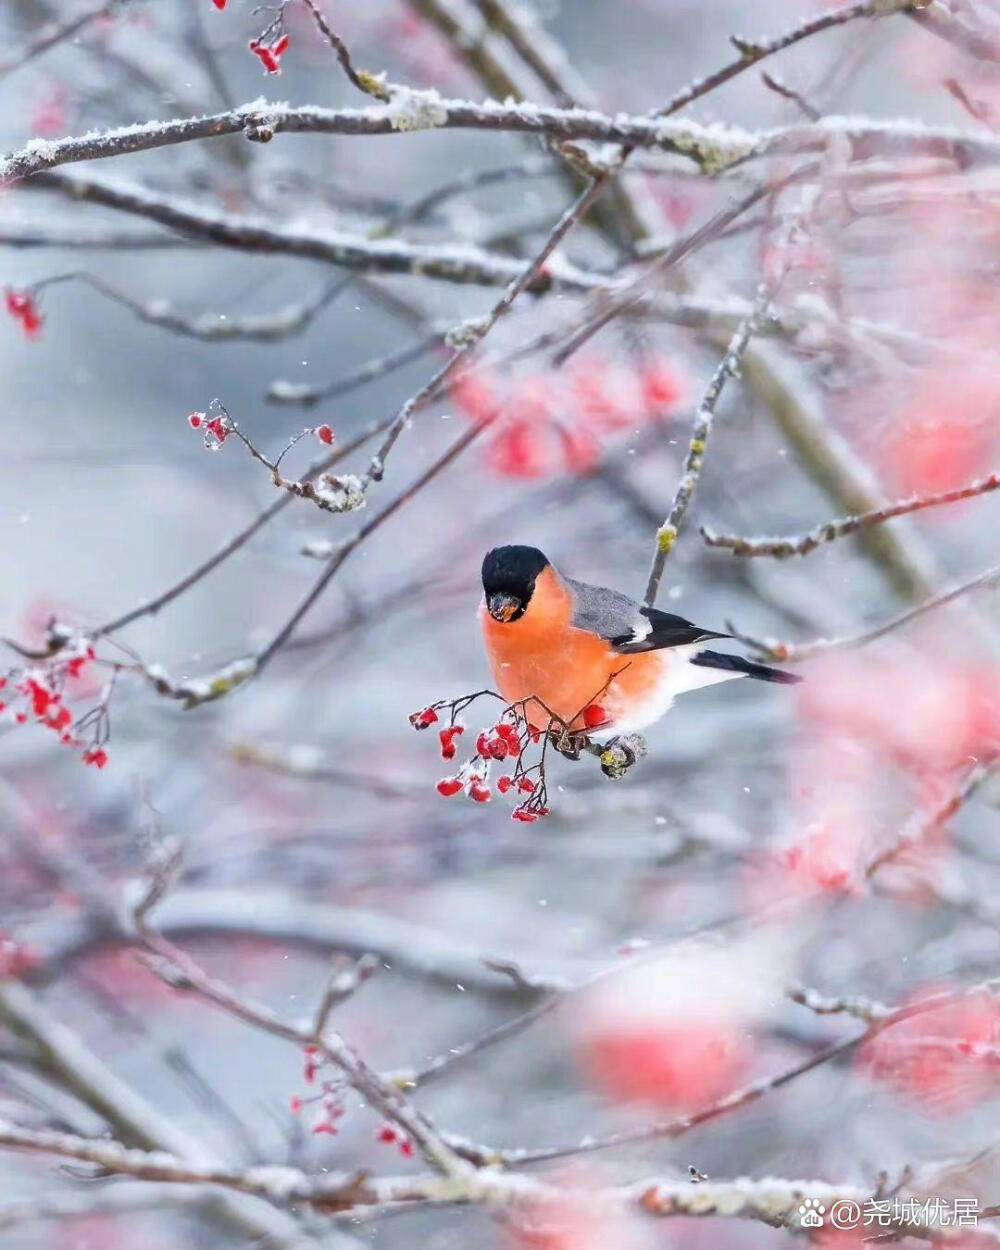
488, 592, 520, 623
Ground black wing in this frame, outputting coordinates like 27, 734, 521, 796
609, 605, 728, 654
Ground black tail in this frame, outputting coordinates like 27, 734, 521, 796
690, 649, 802, 685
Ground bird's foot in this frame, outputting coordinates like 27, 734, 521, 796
598, 733, 648, 780
548, 728, 588, 760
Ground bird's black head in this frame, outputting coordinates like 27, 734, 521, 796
481, 545, 549, 623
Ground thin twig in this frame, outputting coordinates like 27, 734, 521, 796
6, 99, 999, 185
300, 0, 391, 100
643, 204, 796, 606
359, 176, 607, 488
865, 760, 997, 881
701, 471, 1000, 558
740, 562, 1000, 663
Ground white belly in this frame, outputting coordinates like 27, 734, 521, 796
596, 645, 745, 739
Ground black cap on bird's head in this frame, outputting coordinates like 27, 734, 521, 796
481, 545, 549, 623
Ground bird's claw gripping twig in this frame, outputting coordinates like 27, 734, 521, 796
598, 733, 648, 780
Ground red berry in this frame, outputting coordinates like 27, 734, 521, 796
475, 732, 491, 757
409, 706, 438, 729
438, 725, 464, 759
436, 777, 463, 798
212, 0, 226, 8
641, 362, 683, 412
496, 775, 513, 794
188, 412, 204, 428
377, 1125, 397, 1144
290, 1097, 302, 1113
28, 681, 53, 718
399, 1138, 413, 1158
583, 703, 608, 730
316, 424, 334, 445
468, 781, 491, 803
512, 808, 538, 823
273, 33, 290, 56
486, 737, 509, 760
517, 776, 536, 793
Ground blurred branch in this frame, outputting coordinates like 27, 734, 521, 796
739, 562, 1000, 662
32, 271, 350, 342
736, 341, 940, 600
865, 760, 998, 882
657, 0, 927, 115
29, 171, 566, 291
701, 471, 1000, 558
0, 225, 206, 248
35, 886, 542, 994
467, 978, 1000, 1165
909, 2, 1000, 63
0, 1115, 987, 1239
358, 177, 606, 487
0, 984, 317, 1247
85, 420, 388, 640
267, 332, 444, 407
131, 910, 469, 1176
0, 0, 121, 80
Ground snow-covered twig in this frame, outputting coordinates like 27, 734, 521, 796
6, 100, 999, 185
701, 472, 1000, 558
643, 202, 796, 606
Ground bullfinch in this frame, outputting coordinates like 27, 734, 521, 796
480, 544, 800, 735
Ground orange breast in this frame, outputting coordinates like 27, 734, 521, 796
480, 566, 664, 732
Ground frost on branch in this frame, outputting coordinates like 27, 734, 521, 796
384, 86, 449, 133
313, 473, 365, 514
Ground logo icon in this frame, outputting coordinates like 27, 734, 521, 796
799, 1199, 826, 1228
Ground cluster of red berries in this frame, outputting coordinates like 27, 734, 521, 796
450, 355, 684, 479
377, 1124, 414, 1157
2, 641, 109, 768
249, 30, 290, 73
310, 1093, 346, 1136
410, 703, 550, 821
0, 933, 40, 981
5, 289, 43, 339
188, 409, 230, 448
292, 1045, 349, 1135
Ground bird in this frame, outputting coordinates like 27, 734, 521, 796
480, 544, 801, 737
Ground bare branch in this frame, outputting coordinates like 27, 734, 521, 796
300, 0, 392, 100
701, 471, 1000, 558
643, 206, 795, 605
30, 271, 348, 342
741, 562, 1000, 662
865, 760, 998, 882
5, 101, 999, 185
30, 171, 565, 291
656, 0, 928, 116
0, 0, 118, 81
